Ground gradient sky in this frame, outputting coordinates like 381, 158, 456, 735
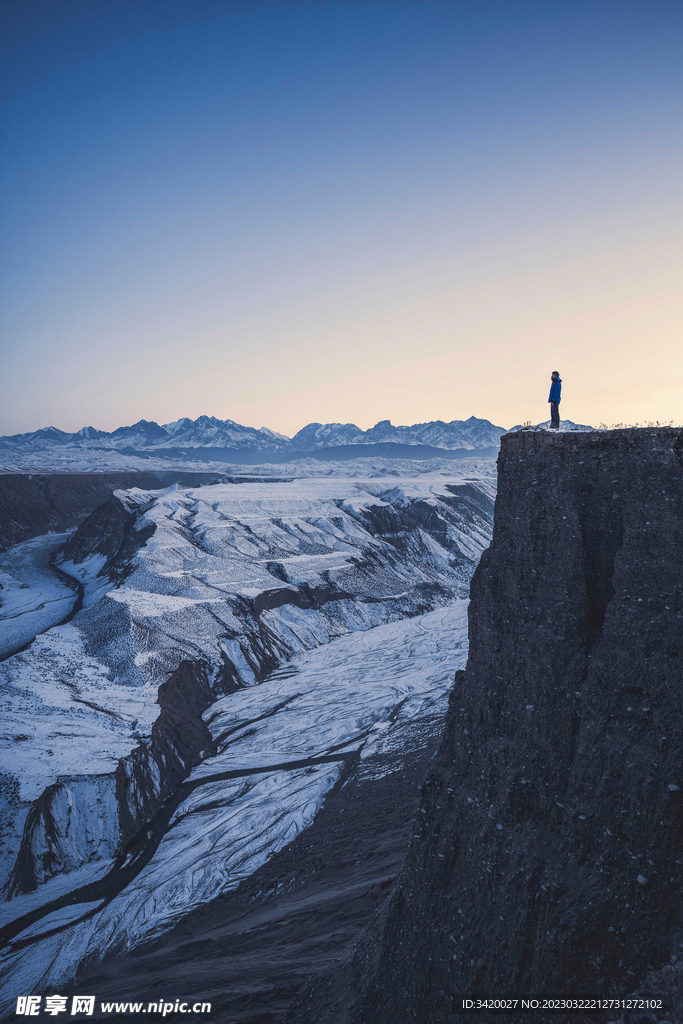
2, 0, 682, 436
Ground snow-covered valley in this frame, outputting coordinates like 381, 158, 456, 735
0, 466, 494, 1014
1, 604, 470, 1005
0, 534, 79, 661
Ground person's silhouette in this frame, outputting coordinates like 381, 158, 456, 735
548, 371, 562, 429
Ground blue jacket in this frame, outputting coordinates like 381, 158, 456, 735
548, 377, 562, 403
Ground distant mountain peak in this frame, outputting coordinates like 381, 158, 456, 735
0, 413, 507, 462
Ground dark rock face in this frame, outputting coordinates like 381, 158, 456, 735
290, 428, 683, 1024
113, 660, 214, 853
61, 492, 158, 583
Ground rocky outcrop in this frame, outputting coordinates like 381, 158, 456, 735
60, 490, 158, 584
114, 659, 214, 845
288, 427, 683, 1024
5, 775, 120, 896
0, 471, 239, 551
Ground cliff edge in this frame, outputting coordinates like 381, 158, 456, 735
289, 427, 683, 1023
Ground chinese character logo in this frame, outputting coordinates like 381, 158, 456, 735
16, 996, 41, 1016
45, 996, 68, 1016
70, 997, 95, 1016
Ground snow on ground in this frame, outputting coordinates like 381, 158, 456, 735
0, 534, 76, 660
0, 471, 492, 886
0, 624, 159, 802
0, 472, 492, 857
0, 449, 498, 478
57, 472, 493, 694
0, 860, 114, 929
0, 602, 469, 1003
0, 464, 495, 1010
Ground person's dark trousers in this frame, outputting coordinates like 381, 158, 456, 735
550, 402, 560, 429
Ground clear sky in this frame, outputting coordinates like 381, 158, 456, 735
2, 0, 682, 436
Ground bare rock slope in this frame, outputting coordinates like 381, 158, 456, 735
289, 427, 683, 1024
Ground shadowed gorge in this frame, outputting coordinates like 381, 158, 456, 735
288, 427, 683, 1024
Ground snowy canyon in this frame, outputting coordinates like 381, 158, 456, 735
0, 462, 495, 1017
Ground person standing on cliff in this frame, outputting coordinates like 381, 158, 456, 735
548, 370, 562, 429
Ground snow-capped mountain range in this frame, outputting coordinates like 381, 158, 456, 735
0, 415, 505, 454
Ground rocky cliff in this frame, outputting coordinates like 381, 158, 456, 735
289, 427, 683, 1024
